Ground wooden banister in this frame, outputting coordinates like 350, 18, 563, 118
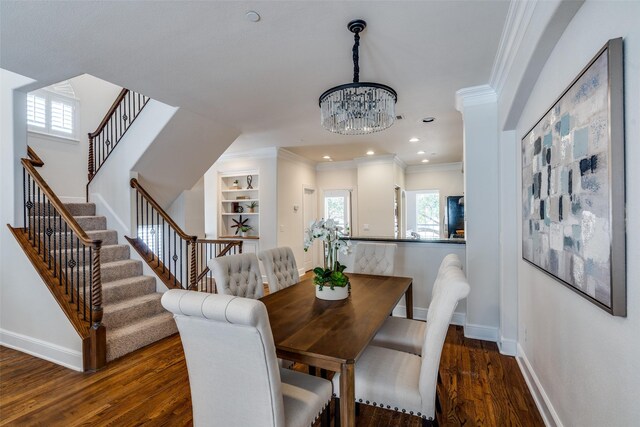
23, 158, 100, 248
27, 146, 44, 167
88, 88, 129, 139
130, 178, 193, 241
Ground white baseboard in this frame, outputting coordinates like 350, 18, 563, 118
516, 343, 563, 427
0, 328, 83, 372
464, 323, 499, 342
392, 305, 466, 326
59, 196, 85, 203
498, 336, 518, 356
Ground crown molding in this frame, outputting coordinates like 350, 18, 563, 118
316, 160, 357, 171
489, 0, 538, 95
394, 156, 407, 170
405, 162, 464, 174
455, 85, 498, 112
354, 154, 397, 166
218, 146, 278, 161
277, 148, 316, 167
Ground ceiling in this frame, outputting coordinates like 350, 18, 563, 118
1, 1, 509, 166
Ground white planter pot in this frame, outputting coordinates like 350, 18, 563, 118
315, 284, 349, 300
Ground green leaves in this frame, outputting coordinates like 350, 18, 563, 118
312, 262, 349, 290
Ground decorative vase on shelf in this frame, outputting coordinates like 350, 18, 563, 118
304, 219, 351, 301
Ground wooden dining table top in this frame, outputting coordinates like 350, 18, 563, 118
260, 273, 413, 371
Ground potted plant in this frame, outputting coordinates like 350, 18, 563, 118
240, 225, 252, 237
246, 201, 258, 213
303, 219, 351, 300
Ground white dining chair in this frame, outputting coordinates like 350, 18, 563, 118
331, 266, 470, 426
162, 289, 332, 427
258, 247, 300, 294
371, 254, 463, 355
352, 243, 397, 276
207, 252, 263, 299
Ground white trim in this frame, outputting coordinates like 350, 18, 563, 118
517, 343, 563, 427
353, 154, 396, 165
298, 267, 306, 276
394, 156, 407, 171
463, 322, 499, 342
316, 160, 356, 171
277, 148, 316, 167
28, 130, 80, 144
405, 162, 464, 174
489, 0, 538, 94
455, 85, 498, 111
498, 336, 518, 356
219, 147, 278, 161
0, 329, 83, 372
392, 304, 466, 326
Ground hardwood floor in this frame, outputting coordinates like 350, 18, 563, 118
0, 325, 542, 426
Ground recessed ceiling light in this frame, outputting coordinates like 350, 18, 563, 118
366, 150, 375, 155
245, 11, 261, 22
422, 117, 435, 123
409, 137, 420, 143
323, 155, 331, 160
421, 159, 429, 163
417, 150, 425, 155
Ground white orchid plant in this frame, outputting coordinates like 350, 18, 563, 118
304, 219, 351, 289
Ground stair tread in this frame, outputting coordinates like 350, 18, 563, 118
107, 311, 174, 339
102, 275, 155, 288
101, 259, 141, 268
103, 292, 162, 311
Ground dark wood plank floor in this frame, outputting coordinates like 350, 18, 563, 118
0, 325, 542, 426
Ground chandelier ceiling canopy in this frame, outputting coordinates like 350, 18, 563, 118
319, 19, 397, 135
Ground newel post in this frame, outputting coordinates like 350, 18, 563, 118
89, 243, 106, 370
88, 134, 95, 181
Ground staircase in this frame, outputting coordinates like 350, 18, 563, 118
64, 202, 177, 361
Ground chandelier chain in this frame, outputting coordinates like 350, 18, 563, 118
352, 32, 360, 83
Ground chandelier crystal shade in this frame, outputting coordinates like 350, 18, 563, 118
319, 20, 397, 135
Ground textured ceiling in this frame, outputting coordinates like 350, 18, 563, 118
1, 1, 509, 165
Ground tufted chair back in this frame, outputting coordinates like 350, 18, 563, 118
208, 253, 264, 299
418, 266, 470, 418
258, 247, 300, 294
353, 243, 397, 276
161, 290, 285, 426
427, 253, 464, 323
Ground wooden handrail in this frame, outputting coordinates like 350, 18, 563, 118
88, 88, 129, 139
27, 146, 44, 167
130, 178, 194, 241
23, 157, 101, 248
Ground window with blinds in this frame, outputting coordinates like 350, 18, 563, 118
26, 88, 78, 140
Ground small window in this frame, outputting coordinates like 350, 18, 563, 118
26, 85, 79, 140
406, 190, 440, 238
323, 189, 351, 236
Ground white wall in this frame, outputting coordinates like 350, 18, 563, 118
167, 176, 205, 238
276, 151, 316, 271
28, 74, 121, 200
356, 157, 395, 237
510, 2, 640, 425
1, 69, 83, 370
405, 163, 465, 238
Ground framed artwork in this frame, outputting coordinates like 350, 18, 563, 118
521, 38, 626, 316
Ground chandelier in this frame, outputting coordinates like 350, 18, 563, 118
319, 19, 397, 135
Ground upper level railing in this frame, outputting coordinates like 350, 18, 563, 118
129, 178, 242, 292
87, 89, 149, 183
17, 147, 105, 370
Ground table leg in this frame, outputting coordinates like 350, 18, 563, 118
340, 361, 356, 427
406, 283, 414, 319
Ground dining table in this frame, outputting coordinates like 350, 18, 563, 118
260, 273, 414, 427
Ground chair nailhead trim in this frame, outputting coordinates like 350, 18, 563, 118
417, 412, 421, 416
394, 407, 398, 411
379, 403, 384, 408
366, 400, 370, 404
359, 399, 363, 402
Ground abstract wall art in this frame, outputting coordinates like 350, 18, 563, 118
521, 38, 626, 316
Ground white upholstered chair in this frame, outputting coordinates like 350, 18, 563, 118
161, 289, 332, 427
207, 253, 263, 299
352, 243, 397, 276
331, 266, 470, 426
258, 247, 300, 294
371, 254, 463, 355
